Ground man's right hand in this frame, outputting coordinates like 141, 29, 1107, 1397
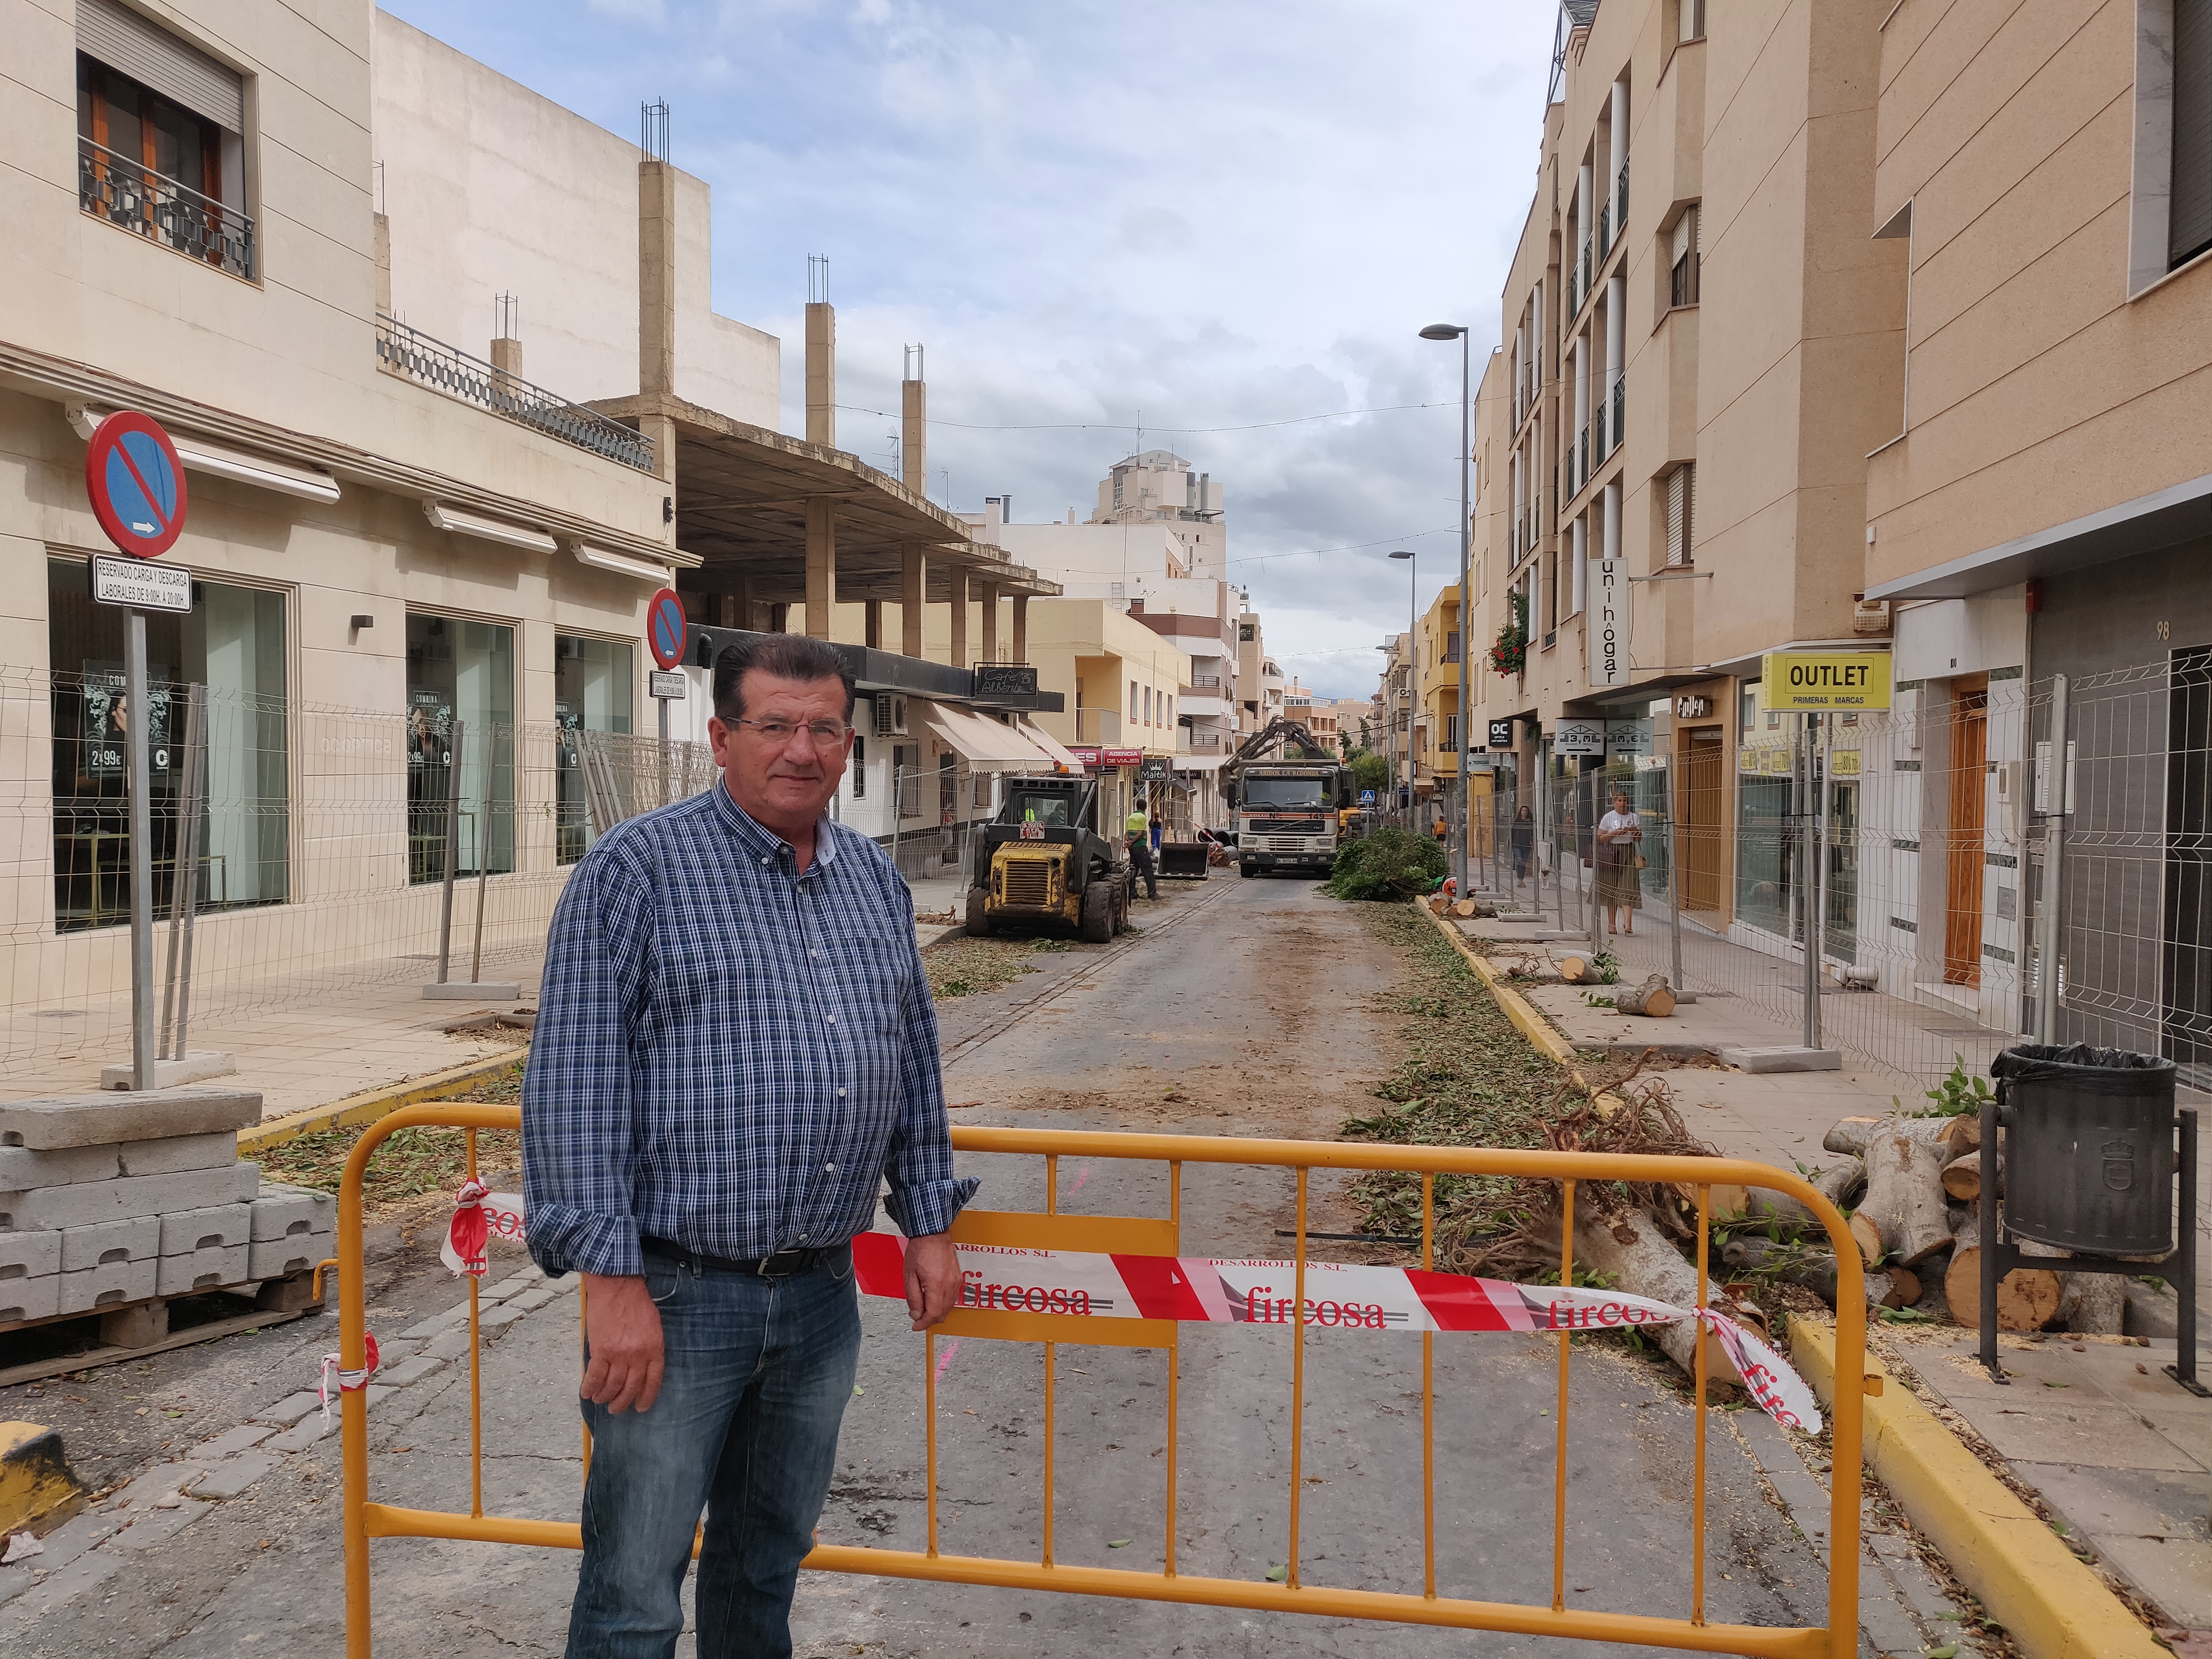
580, 1273, 665, 1413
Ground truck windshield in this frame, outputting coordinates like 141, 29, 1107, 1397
1243, 778, 1329, 808
1010, 794, 1073, 826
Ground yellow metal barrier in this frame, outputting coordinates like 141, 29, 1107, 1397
337, 1104, 1868, 1659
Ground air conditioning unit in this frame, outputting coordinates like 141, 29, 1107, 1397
872, 692, 909, 738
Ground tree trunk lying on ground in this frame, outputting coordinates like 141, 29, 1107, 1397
1742, 1158, 1865, 1237
2017, 1238, 2128, 1334
1943, 1208, 2061, 1331
1859, 1117, 1963, 1266
1573, 1208, 1743, 1392
1941, 1149, 1999, 1202
1719, 1235, 1905, 1308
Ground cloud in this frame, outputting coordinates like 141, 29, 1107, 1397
379, 0, 1555, 701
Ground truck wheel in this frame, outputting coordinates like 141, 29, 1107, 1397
1111, 879, 1130, 934
1240, 861, 1255, 878
1080, 881, 1113, 943
965, 888, 992, 936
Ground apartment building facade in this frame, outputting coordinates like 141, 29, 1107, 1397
1478, 0, 1903, 963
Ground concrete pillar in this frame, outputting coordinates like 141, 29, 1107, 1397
902, 361, 926, 493
769, 603, 788, 635
947, 566, 969, 669
1571, 514, 1588, 616
865, 600, 883, 650
980, 581, 999, 663
1606, 274, 1625, 384
1012, 594, 1029, 664
805, 498, 836, 640
901, 546, 926, 657
638, 160, 676, 396
805, 302, 836, 447
1610, 79, 1629, 211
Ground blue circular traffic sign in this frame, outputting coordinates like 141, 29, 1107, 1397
85, 411, 186, 559
646, 587, 688, 671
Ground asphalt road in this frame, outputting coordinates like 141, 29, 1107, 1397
0, 873, 1914, 1657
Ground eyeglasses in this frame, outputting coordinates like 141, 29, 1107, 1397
731, 717, 852, 746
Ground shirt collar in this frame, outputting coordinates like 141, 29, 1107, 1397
711, 781, 841, 871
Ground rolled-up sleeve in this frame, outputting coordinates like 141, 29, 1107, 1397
522, 834, 654, 1278
878, 884, 978, 1239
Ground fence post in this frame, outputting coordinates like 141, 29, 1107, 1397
1670, 759, 1684, 996
435, 721, 465, 986
2034, 673, 2069, 1045
168, 685, 208, 1059
1802, 714, 1820, 1051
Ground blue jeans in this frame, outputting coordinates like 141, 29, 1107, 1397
566, 1248, 862, 1659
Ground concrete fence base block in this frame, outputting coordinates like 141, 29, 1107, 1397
0, 1089, 262, 1151
97, 1052, 240, 1092
421, 982, 522, 1000
1721, 1045, 1843, 1073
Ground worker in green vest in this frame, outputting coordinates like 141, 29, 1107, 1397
1125, 803, 1158, 901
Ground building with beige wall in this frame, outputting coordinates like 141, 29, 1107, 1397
1022, 597, 1204, 829
1476, 0, 1902, 960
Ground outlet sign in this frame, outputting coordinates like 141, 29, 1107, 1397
1759, 651, 1893, 711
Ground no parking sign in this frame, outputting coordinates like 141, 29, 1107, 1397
645, 587, 688, 672
85, 411, 187, 559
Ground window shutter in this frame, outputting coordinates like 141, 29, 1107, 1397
1667, 464, 1695, 566
77, 0, 243, 133
2175, 0, 2212, 268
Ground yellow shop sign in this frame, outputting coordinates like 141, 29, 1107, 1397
1759, 651, 1892, 711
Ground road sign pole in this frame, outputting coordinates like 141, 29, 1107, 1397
124, 608, 155, 1091
435, 721, 465, 986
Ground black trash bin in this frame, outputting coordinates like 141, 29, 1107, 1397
1989, 1044, 2176, 1256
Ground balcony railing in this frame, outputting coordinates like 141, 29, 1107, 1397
1610, 373, 1624, 459
1615, 157, 1630, 236
79, 137, 253, 279
1597, 199, 1612, 264
1190, 674, 1222, 689
375, 313, 657, 471
1189, 729, 1222, 749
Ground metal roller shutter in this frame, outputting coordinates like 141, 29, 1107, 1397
1667, 463, 1695, 567
77, 0, 243, 134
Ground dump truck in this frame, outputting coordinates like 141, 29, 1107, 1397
964, 775, 1135, 942
1225, 717, 1353, 878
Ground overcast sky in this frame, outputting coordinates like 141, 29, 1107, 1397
384, 0, 1558, 699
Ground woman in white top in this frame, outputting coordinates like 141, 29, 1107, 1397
1595, 787, 1643, 937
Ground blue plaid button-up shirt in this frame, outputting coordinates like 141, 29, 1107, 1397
521, 783, 975, 1279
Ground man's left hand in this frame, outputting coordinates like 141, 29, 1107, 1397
904, 1232, 961, 1331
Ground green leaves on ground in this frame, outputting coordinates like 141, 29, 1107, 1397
1323, 827, 1446, 902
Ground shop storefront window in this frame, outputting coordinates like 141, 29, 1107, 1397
553, 635, 633, 865
406, 613, 514, 882
47, 558, 288, 934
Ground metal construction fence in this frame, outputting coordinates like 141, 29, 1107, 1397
0, 668, 719, 1073
335, 1106, 1869, 1659
1460, 656, 2212, 1095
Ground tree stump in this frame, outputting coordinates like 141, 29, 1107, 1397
1614, 975, 1677, 1018
1941, 1150, 1999, 1202
1559, 955, 1590, 984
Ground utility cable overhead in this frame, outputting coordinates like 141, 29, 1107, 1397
1225, 525, 1457, 567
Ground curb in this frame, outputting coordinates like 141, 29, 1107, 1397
237, 1050, 526, 1156
1790, 1320, 2165, 1659
1410, 900, 1599, 1091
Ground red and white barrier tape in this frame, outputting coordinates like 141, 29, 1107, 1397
318, 1332, 380, 1424
853, 1234, 1819, 1432
443, 1178, 525, 1278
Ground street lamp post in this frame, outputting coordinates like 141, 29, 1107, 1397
1390, 549, 1414, 831
1421, 322, 1472, 900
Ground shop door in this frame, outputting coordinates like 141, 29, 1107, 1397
1944, 682, 1989, 986
1683, 729, 1723, 913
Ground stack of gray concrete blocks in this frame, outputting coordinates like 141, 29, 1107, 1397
0, 1088, 313, 1334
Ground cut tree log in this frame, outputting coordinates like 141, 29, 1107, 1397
1943, 1112, 1983, 1157
1559, 955, 1590, 984
1614, 975, 1677, 1018
1889, 1266, 1923, 1307
1943, 1211, 2062, 1331
1743, 1158, 1866, 1237
1719, 1236, 1905, 1309
2016, 1239, 2128, 1335
1848, 1213, 1885, 1265
1941, 1150, 2000, 1202
1858, 1118, 1962, 1266
1824, 1117, 1884, 1156
1572, 1208, 1744, 1390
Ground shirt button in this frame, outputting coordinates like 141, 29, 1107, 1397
827, 1013, 836, 1023
837, 1087, 847, 1098
810, 950, 819, 960
825, 1162, 837, 1173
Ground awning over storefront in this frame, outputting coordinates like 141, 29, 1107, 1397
911, 699, 1054, 770
1018, 719, 1083, 772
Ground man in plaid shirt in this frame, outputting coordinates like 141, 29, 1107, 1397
524, 632, 974, 1659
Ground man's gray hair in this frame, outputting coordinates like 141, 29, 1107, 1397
712, 634, 858, 724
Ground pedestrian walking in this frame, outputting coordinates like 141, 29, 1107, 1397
1126, 803, 1158, 899
1596, 786, 1644, 938
1511, 803, 1535, 881
523, 632, 974, 1659
1148, 811, 1164, 854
